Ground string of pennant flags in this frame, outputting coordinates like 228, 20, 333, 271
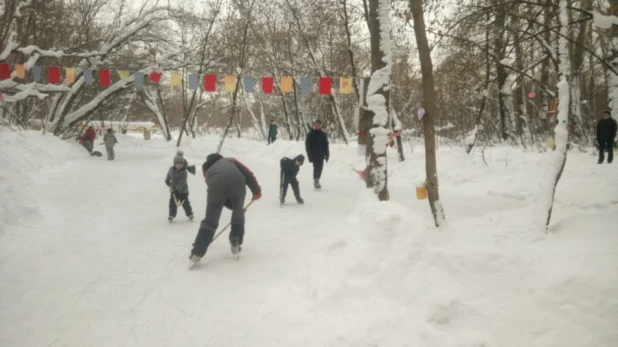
0, 63, 359, 95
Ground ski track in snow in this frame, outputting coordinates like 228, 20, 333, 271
1, 131, 618, 347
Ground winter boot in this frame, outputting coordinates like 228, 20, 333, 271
188, 214, 194, 221
296, 197, 304, 204
168, 216, 174, 223
314, 179, 321, 189
230, 237, 242, 255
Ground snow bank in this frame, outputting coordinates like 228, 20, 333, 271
0, 130, 84, 233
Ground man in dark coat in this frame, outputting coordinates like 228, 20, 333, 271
189, 154, 262, 264
597, 110, 617, 164
305, 120, 329, 189
268, 120, 278, 145
280, 154, 305, 204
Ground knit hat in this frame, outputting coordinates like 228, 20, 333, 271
202, 153, 224, 172
294, 154, 305, 165
176, 149, 184, 156
173, 155, 184, 165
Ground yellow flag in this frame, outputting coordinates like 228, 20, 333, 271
339, 77, 353, 94
170, 72, 182, 89
117, 70, 130, 79
225, 75, 237, 93
280, 76, 293, 93
65, 67, 76, 83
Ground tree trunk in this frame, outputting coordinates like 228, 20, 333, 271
409, 0, 445, 226
364, 0, 391, 201
542, 0, 570, 231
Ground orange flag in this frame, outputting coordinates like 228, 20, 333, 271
280, 76, 293, 93
65, 68, 76, 83
224, 75, 237, 92
15, 64, 26, 79
339, 77, 353, 94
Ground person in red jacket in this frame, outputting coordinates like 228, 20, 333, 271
81, 126, 96, 154
85, 126, 96, 143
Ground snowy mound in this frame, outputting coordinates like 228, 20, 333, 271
0, 131, 84, 233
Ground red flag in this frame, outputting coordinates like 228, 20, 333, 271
0, 63, 10, 80
149, 72, 162, 83
204, 74, 217, 92
48, 67, 61, 84
99, 69, 111, 87
262, 77, 274, 94
319, 77, 332, 95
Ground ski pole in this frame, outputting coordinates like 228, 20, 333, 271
212, 200, 255, 242
279, 171, 284, 206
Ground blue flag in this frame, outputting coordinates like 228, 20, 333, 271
243, 76, 256, 93
300, 77, 312, 95
134, 72, 145, 89
188, 73, 199, 90
32, 66, 41, 82
83, 68, 93, 85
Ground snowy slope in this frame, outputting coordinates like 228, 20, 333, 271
0, 131, 617, 347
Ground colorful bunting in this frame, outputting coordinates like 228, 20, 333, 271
262, 76, 274, 94
170, 72, 182, 89
48, 67, 61, 84
134, 72, 145, 89
319, 77, 332, 95
149, 72, 162, 83
280, 76, 293, 93
65, 68, 76, 84
15, 64, 26, 79
299, 77, 312, 95
32, 66, 41, 82
204, 74, 217, 92
117, 70, 130, 79
188, 73, 199, 90
224, 75, 237, 93
83, 68, 93, 85
243, 76, 256, 92
339, 77, 352, 94
0, 63, 11, 80
99, 69, 111, 87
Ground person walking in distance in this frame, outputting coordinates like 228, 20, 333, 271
305, 120, 329, 189
268, 120, 279, 145
597, 110, 617, 164
103, 128, 118, 160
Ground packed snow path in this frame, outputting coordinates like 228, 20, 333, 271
1, 132, 617, 346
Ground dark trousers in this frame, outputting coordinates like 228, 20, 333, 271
169, 193, 193, 217
599, 140, 614, 163
280, 171, 301, 201
191, 194, 246, 257
268, 135, 277, 144
312, 159, 324, 180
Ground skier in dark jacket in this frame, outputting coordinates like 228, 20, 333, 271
280, 154, 305, 205
165, 155, 194, 222
189, 153, 262, 264
305, 120, 329, 189
597, 110, 617, 164
268, 120, 278, 144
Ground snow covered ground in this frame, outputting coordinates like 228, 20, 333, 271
1, 130, 617, 347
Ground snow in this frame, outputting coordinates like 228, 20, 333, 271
592, 11, 618, 29
1, 131, 618, 346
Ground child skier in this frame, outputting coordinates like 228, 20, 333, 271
165, 155, 194, 222
103, 128, 117, 160
280, 154, 305, 205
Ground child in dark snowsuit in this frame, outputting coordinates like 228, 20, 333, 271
280, 154, 305, 204
165, 155, 194, 222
